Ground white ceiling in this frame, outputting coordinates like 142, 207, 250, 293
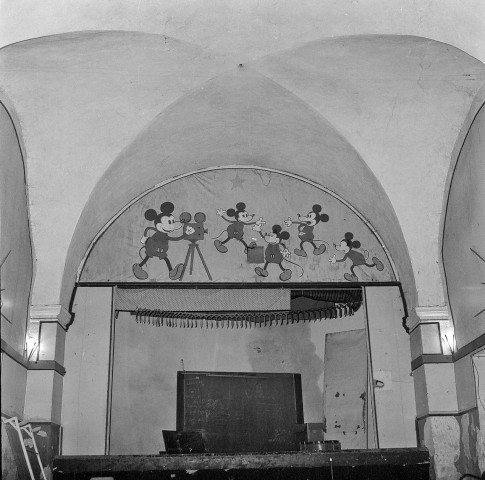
0, 1, 484, 313
1, 0, 485, 64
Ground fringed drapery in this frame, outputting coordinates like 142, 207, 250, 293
130, 303, 361, 328
290, 289, 362, 305
116, 288, 362, 329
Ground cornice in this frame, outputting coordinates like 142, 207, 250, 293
408, 306, 450, 332
30, 304, 71, 329
415, 306, 450, 321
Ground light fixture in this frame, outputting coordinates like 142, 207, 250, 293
441, 331, 456, 355
25, 327, 40, 362
26, 340, 39, 361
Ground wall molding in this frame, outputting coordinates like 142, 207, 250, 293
408, 306, 450, 332
30, 304, 71, 329
76, 166, 400, 284
0, 338, 26, 367
415, 406, 478, 422
1, 339, 66, 375
411, 333, 485, 371
415, 306, 450, 321
454, 332, 485, 362
28, 360, 66, 376
411, 354, 453, 371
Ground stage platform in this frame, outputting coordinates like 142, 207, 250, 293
53, 448, 430, 479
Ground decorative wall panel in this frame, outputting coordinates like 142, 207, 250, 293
80, 169, 395, 283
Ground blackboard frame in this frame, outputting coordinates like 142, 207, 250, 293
176, 371, 304, 453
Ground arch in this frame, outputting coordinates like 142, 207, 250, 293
77, 166, 398, 285
0, 98, 34, 352
61, 67, 416, 309
442, 93, 485, 348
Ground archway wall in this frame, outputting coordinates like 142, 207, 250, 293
0, 100, 33, 419
57, 35, 483, 312
442, 97, 485, 348
64, 67, 413, 304
62, 284, 416, 455
0, 101, 33, 354
1, 32, 484, 312
78, 169, 397, 285
2, 0, 485, 66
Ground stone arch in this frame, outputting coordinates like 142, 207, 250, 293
442, 92, 485, 347
77, 166, 398, 285
61, 67, 416, 312
0, 98, 34, 352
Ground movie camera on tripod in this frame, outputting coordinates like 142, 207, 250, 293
179, 212, 212, 280
179, 212, 208, 242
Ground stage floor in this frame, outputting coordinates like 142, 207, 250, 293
53, 448, 430, 479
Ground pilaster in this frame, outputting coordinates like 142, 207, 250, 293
24, 305, 70, 423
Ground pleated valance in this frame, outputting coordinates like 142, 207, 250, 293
115, 287, 362, 328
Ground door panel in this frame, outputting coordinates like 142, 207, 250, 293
323, 329, 370, 449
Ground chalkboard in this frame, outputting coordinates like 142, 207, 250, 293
176, 371, 304, 453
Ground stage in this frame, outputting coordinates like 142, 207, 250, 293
53, 448, 430, 479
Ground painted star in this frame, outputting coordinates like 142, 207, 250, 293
230, 173, 246, 190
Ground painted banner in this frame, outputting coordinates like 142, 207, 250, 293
79, 168, 395, 283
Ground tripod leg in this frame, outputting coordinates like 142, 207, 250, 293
189, 245, 195, 275
195, 244, 212, 280
180, 245, 192, 281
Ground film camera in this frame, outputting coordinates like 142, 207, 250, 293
179, 212, 208, 242
178, 211, 212, 281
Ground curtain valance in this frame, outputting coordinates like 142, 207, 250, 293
116, 287, 362, 328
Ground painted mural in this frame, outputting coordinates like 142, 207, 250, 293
79, 169, 395, 283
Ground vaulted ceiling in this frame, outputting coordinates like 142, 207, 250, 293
0, 2, 484, 320
2, 0, 485, 64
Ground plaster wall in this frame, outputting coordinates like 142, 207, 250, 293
110, 309, 365, 454
1, 33, 484, 312
61, 285, 415, 455
251, 37, 485, 308
0, 102, 31, 475
424, 364, 458, 413
63, 65, 411, 302
61, 287, 112, 455
364, 286, 416, 448
0, 356, 27, 418
473, 353, 485, 473
24, 370, 63, 424
1, 0, 485, 65
0, 31, 231, 307
1, 420, 18, 480
442, 102, 485, 348
0, 356, 27, 480
455, 356, 478, 412
418, 412, 481, 480
0, 101, 32, 353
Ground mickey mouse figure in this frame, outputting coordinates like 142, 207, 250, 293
284, 204, 329, 257
214, 202, 264, 253
252, 223, 292, 281
132, 202, 194, 281
329, 232, 384, 281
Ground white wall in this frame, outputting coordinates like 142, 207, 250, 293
473, 352, 485, 473
61, 287, 112, 454
61, 285, 415, 454
1, 33, 483, 312
1, 0, 485, 64
0, 356, 27, 418
0, 102, 32, 353
110, 308, 365, 454
0, 100, 32, 426
365, 286, 416, 448
442, 102, 485, 348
